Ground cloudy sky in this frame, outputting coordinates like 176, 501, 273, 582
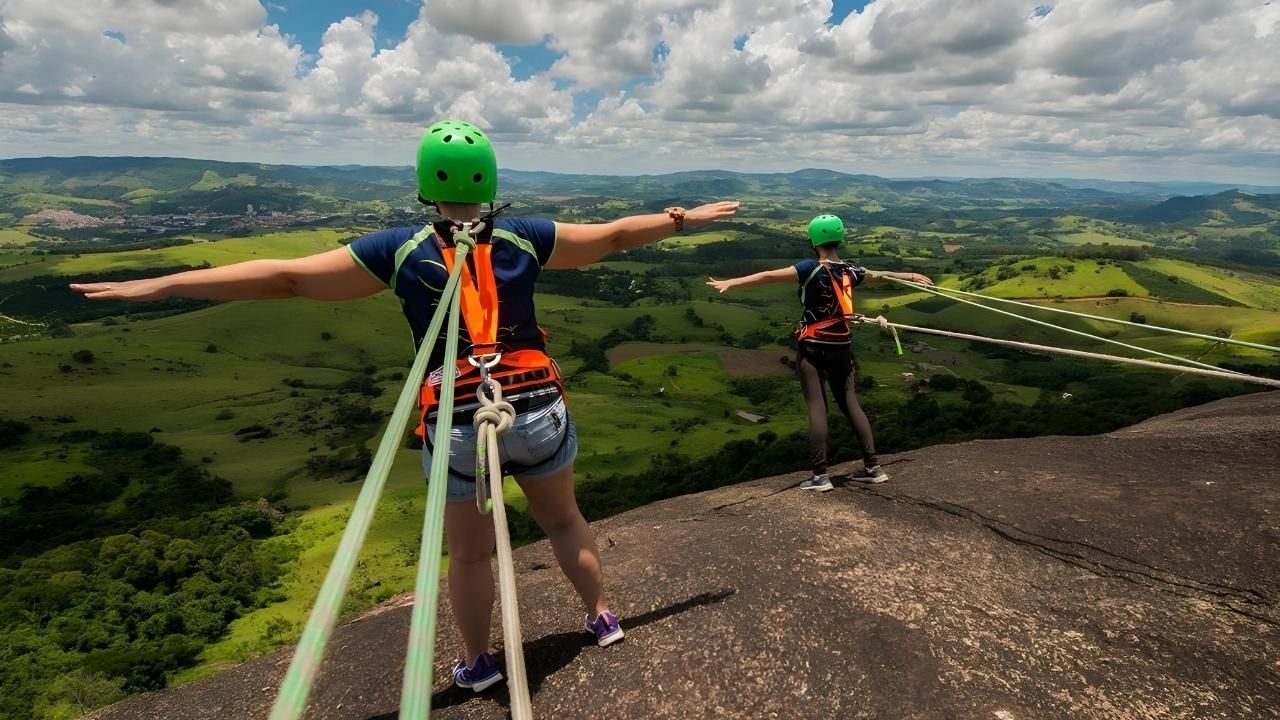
0, 0, 1277, 182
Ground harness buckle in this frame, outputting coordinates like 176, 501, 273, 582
471, 352, 503, 398
469, 352, 503, 371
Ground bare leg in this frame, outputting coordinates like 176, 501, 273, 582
516, 464, 608, 617
445, 500, 497, 666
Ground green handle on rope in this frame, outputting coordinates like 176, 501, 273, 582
400, 238, 474, 719
269, 238, 470, 720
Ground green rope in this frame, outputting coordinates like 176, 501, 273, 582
889, 323, 903, 355
399, 237, 474, 718
879, 274, 1280, 354
269, 240, 470, 720
869, 274, 1241, 375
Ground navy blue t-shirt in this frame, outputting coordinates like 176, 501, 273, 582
792, 258, 867, 325
347, 218, 556, 370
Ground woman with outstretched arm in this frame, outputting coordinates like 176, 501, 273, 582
73, 118, 740, 693
707, 214, 931, 491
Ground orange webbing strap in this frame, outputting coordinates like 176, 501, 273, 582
795, 317, 851, 344
416, 350, 564, 438
823, 262, 855, 318
440, 241, 500, 353
418, 234, 565, 438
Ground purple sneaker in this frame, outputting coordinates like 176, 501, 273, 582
585, 610, 625, 647
452, 651, 503, 692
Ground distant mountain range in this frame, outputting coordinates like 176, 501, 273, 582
903, 175, 1280, 197
1125, 189, 1280, 225
1040, 178, 1280, 197
1, 156, 1277, 222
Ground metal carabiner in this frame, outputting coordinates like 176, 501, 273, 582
469, 352, 503, 398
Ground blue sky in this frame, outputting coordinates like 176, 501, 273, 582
829, 0, 874, 25
266, 0, 419, 53
267, 1, 871, 80
268, 0, 573, 80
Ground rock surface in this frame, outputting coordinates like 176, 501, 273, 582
91, 392, 1280, 720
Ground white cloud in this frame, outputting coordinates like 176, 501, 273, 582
0, 0, 1274, 182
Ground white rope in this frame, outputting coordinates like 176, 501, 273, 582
855, 316, 1280, 389
473, 376, 533, 720
865, 272, 1242, 375
875, 274, 1280, 354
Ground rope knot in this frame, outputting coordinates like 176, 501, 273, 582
473, 378, 516, 434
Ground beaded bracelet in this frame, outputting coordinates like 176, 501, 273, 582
664, 206, 687, 232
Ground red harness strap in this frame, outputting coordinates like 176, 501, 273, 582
796, 263, 856, 344
416, 236, 564, 438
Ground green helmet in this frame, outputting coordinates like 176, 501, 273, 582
415, 119, 498, 204
807, 214, 845, 246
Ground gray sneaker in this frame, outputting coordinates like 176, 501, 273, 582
853, 465, 889, 484
798, 474, 833, 492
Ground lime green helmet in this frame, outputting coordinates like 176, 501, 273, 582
415, 119, 498, 204
807, 214, 845, 246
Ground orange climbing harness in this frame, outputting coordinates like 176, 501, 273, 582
796, 262, 856, 344
415, 233, 563, 438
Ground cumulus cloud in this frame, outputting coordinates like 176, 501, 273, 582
0, 21, 16, 67
0, 0, 1275, 181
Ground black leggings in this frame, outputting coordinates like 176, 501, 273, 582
796, 341, 878, 475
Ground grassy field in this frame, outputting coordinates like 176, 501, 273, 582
1142, 258, 1280, 311
655, 229, 749, 251
0, 228, 39, 246
11, 192, 122, 210
952, 257, 1148, 298
1056, 231, 1151, 246
0, 229, 355, 284
1041, 216, 1155, 246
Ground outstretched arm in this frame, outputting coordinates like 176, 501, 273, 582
706, 267, 797, 293
866, 270, 934, 286
69, 248, 386, 303
548, 201, 740, 269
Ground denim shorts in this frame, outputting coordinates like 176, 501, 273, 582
421, 396, 577, 503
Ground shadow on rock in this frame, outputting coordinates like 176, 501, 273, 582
369, 588, 737, 719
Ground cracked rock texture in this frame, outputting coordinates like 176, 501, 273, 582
91, 392, 1280, 720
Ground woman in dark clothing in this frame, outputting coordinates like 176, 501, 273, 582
707, 214, 932, 491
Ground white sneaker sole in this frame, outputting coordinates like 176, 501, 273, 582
457, 670, 504, 693
800, 483, 834, 492
596, 627, 625, 647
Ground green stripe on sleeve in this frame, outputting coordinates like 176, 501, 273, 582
347, 245, 387, 286
389, 226, 436, 291
492, 228, 539, 261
